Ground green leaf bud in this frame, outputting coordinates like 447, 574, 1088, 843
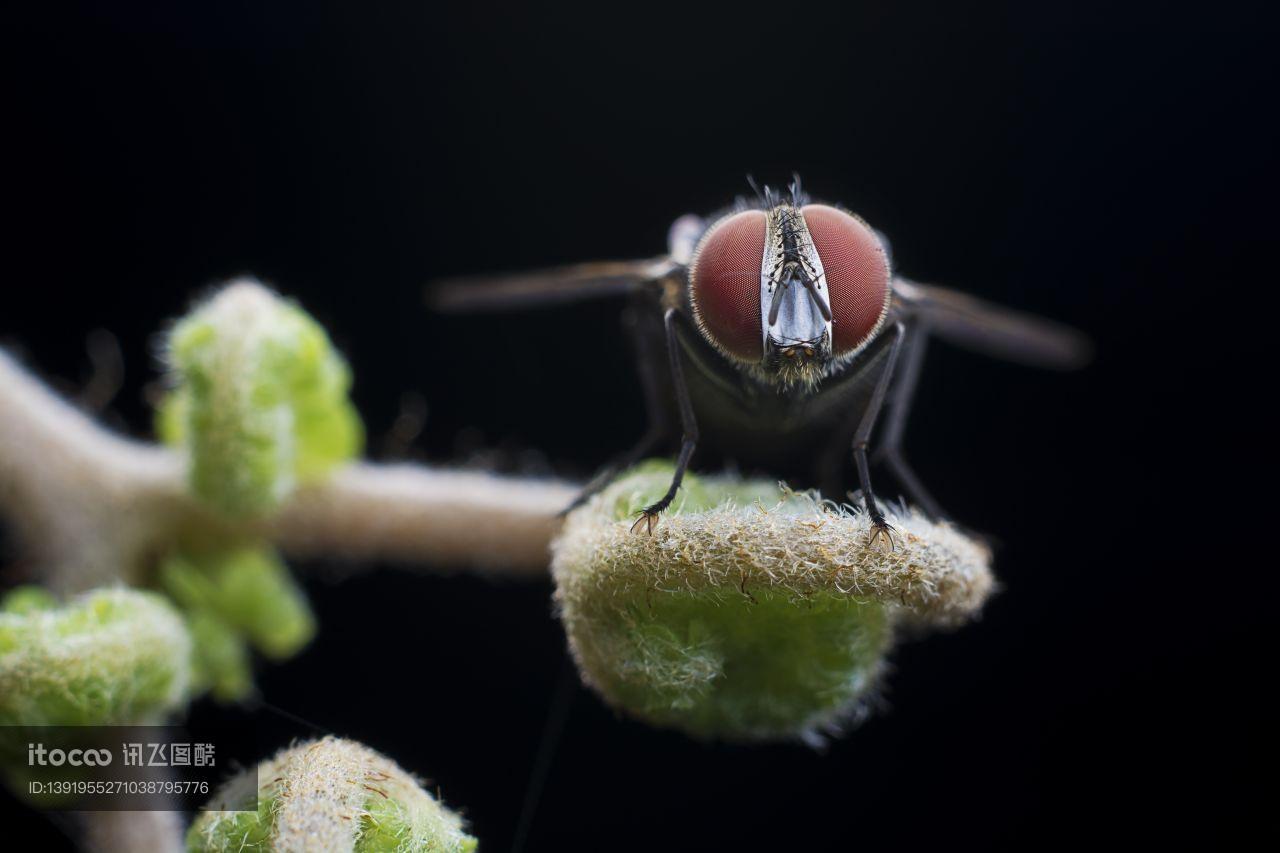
158, 544, 315, 701
160, 280, 363, 518
0, 587, 192, 728
159, 546, 315, 661
183, 610, 254, 703
552, 463, 995, 742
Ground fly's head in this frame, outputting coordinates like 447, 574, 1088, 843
688, 184, 892, 393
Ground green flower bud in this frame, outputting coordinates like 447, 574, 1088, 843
160, 280, 363, 518
189, 736, 477, 853
552, 463, 995, 742
0, 587, 192, 728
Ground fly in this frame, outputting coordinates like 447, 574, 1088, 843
431, 177, 1089, 545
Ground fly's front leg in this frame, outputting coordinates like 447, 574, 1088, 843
852, 322, 906, 550
631, 308, 699, 534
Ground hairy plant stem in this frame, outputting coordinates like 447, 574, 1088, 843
1, 350, 572, 593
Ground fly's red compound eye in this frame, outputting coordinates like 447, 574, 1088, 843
802, 204, 890, 355
689, 210, 767, 361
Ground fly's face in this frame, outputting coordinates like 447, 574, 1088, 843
688, 202, 892, 391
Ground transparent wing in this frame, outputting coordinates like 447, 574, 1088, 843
428, 257, 676, 312
893, 278, 1091, 369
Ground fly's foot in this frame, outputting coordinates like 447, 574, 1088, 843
629, 503, 666, 535
867, 517, 898, 553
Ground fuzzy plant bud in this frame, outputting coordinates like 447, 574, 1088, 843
552, 462, 995, 743
189, 736, 478, 853
0, 587, 192, 729
159, 280, 363, 518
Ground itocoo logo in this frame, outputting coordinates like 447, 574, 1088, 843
27, 743, 113, 766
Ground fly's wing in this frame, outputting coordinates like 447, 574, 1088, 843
893, 278, 1092, 369
428, 257, 676, 312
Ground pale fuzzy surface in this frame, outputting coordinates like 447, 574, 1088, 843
267, 463, 571, 573
0, 349, 184, 591
271, 738, 373, 852
192, 736, 476, 853
554, 483, 995, 628
166, 281, 302, 514
197, 280, 281, 329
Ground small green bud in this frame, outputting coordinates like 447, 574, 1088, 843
0, 587, 192, 728
189, 736, 478, 853
160, 280, 363, 518
552, 463, 995, 742
183, 610, 253, 702
159, 546, 315, 660
158, 544, 315, 701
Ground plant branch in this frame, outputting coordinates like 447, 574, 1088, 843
1, 350, 572, 592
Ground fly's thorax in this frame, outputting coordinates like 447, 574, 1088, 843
687, 201, 892, 393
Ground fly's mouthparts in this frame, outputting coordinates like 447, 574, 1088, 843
769, 339, 823, 360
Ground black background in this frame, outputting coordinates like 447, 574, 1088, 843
3, 3, 1273, 850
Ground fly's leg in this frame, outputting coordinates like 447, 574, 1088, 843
561, 304, 674, 516
631, 308, 699, 535
852, 322, 906, 550
871, 324, 947, 521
